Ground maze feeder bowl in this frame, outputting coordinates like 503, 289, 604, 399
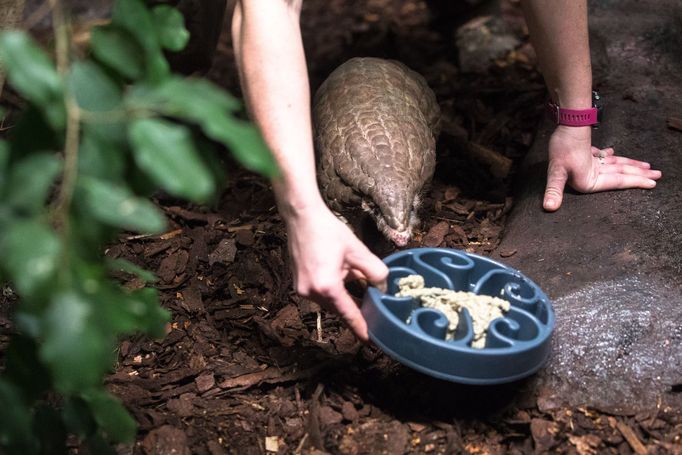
362, 248, 555, 385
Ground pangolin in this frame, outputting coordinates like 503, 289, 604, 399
313, 57, 440, 246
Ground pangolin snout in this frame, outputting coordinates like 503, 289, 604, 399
385, 227, 411, 247
380, 192, 412, 232
377, 193, 416, 246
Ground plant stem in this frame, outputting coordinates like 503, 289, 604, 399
49, 0, 80, 274
49, 0, 68, 74
56, 98, 80, 220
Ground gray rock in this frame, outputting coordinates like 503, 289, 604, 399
494, 0, 682, 414
455, 15, 520, 74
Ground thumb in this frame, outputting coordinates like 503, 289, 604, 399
544, 163, 568, 212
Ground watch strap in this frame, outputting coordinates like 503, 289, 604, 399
547, 102, 599, 127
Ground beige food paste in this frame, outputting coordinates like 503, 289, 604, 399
396, 274, 510, 348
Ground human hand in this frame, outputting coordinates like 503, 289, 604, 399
543, 125, 662, 211
283, 202, 388, 341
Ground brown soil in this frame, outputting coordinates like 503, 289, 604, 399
3, 1, 681, 454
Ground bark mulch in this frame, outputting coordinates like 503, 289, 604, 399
1, 0, 680, 454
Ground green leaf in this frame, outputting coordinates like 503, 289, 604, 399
112, 0, 157, 51
81, 283, 168, 338
78, 128, 126, 181
93, 291, 140, 334
69, 206, 119, 259
195, 137, 228, 200
0, 140, 8, 183
123, 287, 169, 338
128, 78, 277, 177
69, 61, 127, 142
112, 0, 169, 82
40, 291, 114, 393
131, 77, 241, 115
68, 261, 150, 334
90, 25, 144, 80
14, 312, 42, 338
151, 5, 190, 51
205, 119, 278, 177
81, 390, 136, 443
0, 31, 65, 128
106, 257, 158, 283
76, 176, 166, 234
69, 60, 122, 112
128, 118, 215, 202
0, 379, 38, 454
0, 220, 61, 297
5, 153, 62, 215
7, 105, 62, 159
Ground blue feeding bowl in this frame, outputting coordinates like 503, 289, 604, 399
362, 248, 555, 385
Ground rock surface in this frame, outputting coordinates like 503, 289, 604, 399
455, 15, 520, 74
313, 57, 440, 246
493, 0, 682, 414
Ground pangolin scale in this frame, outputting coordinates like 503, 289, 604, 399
313, 57, 440, 246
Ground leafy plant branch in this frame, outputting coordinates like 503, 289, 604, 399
0, 0, 277, 452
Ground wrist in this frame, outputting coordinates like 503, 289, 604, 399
551, 91, 592, 109
272, 179, 327, 222
553, 124, 592, 142
547, 90, 602, 128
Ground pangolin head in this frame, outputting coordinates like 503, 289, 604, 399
362, 191, 421, 247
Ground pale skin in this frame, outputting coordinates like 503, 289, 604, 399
232, 0, 662, 341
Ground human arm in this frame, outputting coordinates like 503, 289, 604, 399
231, 0, 388, 341
521, 0, 661, 211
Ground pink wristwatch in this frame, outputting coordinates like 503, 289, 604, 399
547, 91, 603, 128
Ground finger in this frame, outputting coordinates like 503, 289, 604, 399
347, 243, 388, 291
345, 268, 368, 282
600, 164, 662, 179
601, 155, 652, 169
591, 173, 658, 192
328, 289, 369, 342
543, 163, 569, 211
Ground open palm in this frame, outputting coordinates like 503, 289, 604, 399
543, 126, 662, 211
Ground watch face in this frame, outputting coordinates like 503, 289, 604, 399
592, 91, 603, 127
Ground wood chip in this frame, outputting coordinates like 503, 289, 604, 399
667, 116, 682, 131
180, 285, 204, 313
217, 364, 323, 390
341, 401, 359, 422
142, 425, 191, 455
499, 249, 517, 258
443, 186, 461, 202
208, 238, 238, 266
167, 394, 195, 417
265, 435, 281, 452
235, 229, 255, 246
195, 373, 215, 393
464, 142, 512, 178
616, 420, 647, 455
530, 418, 558, 452
408, 422, 427, 432
568, 434, 601, 455
423, 221, 450, 247
160, 228, 184, 240
319, 405, 343, 426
